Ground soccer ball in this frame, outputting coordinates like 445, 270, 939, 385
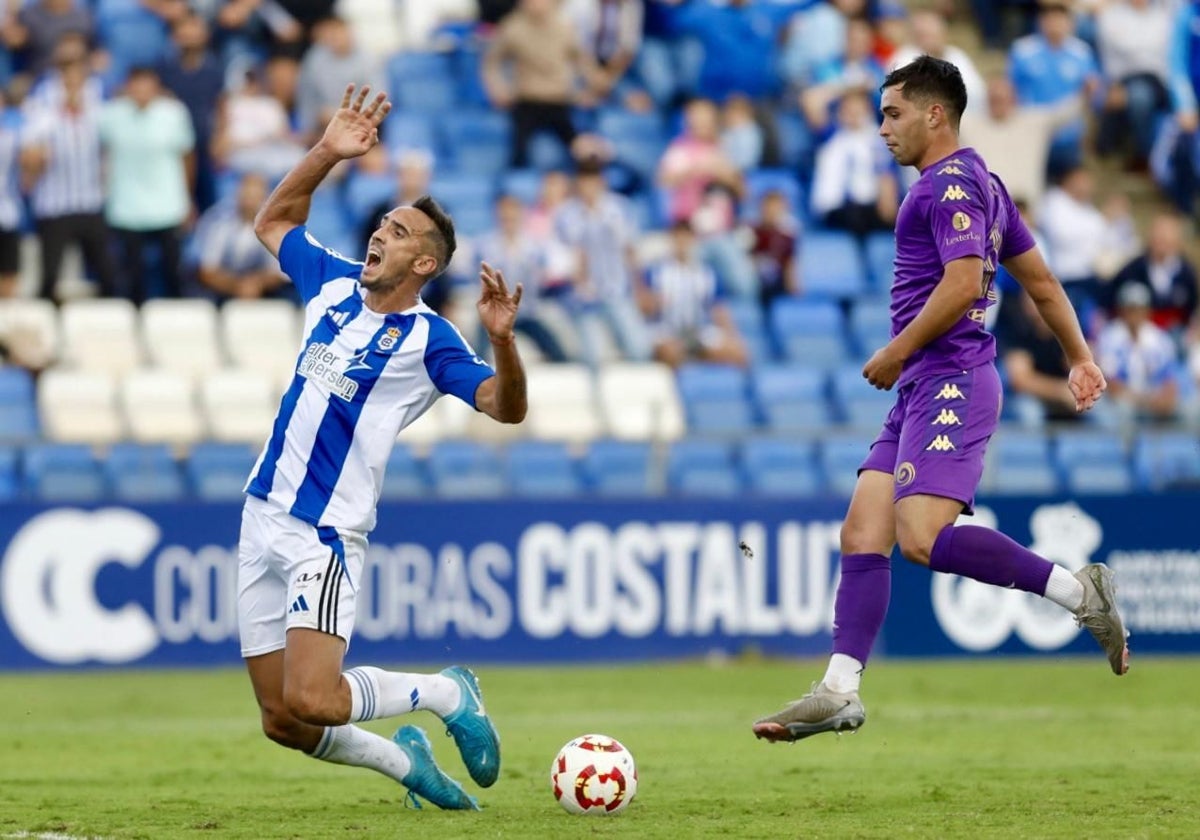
550, 734, 637, 815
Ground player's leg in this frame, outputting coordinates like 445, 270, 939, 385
236, 500, 478, 809
893, 365, 1129, 675
752, 468, 895, 743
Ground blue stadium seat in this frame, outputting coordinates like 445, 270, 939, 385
1053, 431, 1127, 472
676, 364, 756, 435
106, 443, 185, 502
345, 172, 396, 229
723, 299, 773, 362
440, 111, 510, 174
384, 111, 438, 154
430, 173, 496, 217
506, 441, 582, 497
528, 133, 571, 170
1064, 463, 1133, 495
798, 231, 868, 299
23, 443, 106, 502
428, 441, 506, 498
849, 300, 892, 358
454, 48, 490, 108
988, 430, 1053, 466
1133, 432, 1200, 490
597, 108, 665, 145
989, 462, 1061, 495
744, 169, 806, 223
389, 54, 459, 113
667, 439, 738, 496
583, 440, 655, 496
830, 364, 891, 428
0, 446, 18, 501
306, 190, 355, 252
864, 232, 896, 290
380, 443, 428, 499
749, 364, 832, 433
774, 112, 814, 171
742, 438, 821, 497
768, 298, 847, 365
818, 434, 876, 497
611, 137, 666, 180
187, 442, 259, 501
0, 367, 38, 443
499, 169, 543, 205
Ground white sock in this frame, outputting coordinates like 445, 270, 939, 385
344, 666, 462, 722
822, 653, 864, 694
310, 725, 411, 783
1043, 565, 1085, 612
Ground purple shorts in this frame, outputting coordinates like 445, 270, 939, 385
859, 363, 1002, 514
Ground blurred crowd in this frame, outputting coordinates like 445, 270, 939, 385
0, 0, 1199, 429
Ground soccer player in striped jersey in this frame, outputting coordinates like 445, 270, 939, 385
238, 84, 526, 810
753, 57, 1128, 745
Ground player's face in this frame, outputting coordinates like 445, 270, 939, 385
878, 85, 929, 168
363, 207, 437, 290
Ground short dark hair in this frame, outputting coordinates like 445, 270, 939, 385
880, 55, 968, 127
413, 194, 457, 278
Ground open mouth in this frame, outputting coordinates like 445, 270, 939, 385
365, 247, 382, 270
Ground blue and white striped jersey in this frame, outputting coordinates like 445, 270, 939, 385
246, 226, 496, 533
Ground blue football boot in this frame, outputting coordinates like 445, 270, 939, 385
440, 665, 501, 787
392, 725, 480, 811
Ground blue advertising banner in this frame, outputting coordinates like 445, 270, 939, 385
0, 494, 1197, 669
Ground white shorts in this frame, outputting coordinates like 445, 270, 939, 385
236, 495, 368, 658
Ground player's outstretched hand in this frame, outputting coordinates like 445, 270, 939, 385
478, 261, 523, 345
1068, 360, 1107, 412
318, 84, 391, 161
862, 344, 904, 390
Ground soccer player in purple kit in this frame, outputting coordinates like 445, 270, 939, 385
753, 56, 1129, 744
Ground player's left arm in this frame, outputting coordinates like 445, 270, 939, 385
473, 262, 527, 424
1002, 245, 1106, 412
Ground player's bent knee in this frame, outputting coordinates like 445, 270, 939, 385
895, 526, 934, 567
261, 708, 310, 750
840, 521, 893, 557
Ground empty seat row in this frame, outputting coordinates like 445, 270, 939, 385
0, 298, 303, 380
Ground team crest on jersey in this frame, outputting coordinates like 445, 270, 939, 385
941, 185, 970, 202
951, 212, 972, 231
926, 435, 956, 452
378, 326, 402, 351
895, 461, 916, 486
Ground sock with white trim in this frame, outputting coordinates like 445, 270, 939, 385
1043, 564, 1085, 612
344, 666, 462, 722
309, 725, 412, 782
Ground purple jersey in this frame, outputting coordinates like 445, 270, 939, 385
890, 147, 1035, 388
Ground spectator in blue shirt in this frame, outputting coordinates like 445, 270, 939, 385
159, 13, 224, 211
191, 172, 288, 301
1159, 0, 1200, 213
1009, 0, 1101, 176
781, 0, 867, 90
801, 15, 885, 133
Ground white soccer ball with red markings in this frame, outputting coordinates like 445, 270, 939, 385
550, 734, 638, 815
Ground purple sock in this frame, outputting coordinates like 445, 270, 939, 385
831, 553, 891, 665
929, 525, 1053, 594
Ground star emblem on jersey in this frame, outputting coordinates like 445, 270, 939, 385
344, 350, 372, 374
942, 185, 970, 202
932, 408, 962, 426
926, 435, 956, 452
951, 212, 972, 231
934, 383, 966, 400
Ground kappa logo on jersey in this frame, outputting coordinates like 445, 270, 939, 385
935, 383, 966, 400
926, 435, 956, 452
378, 326, 402, 351
941, 184, 970, 202
298, 343, 361, 401
932, 408, 962, 426
937, 164, 966, 176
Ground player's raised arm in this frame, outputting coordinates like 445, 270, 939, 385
1002, 246, 1106, 412
254, 84, 391, 258
473, 262, 527, 424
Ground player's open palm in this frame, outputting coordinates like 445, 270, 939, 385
477, 262, 523, 343
1069, 360, 1107, 412
320, 84, 391, 160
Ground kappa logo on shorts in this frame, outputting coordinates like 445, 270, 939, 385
941, 185, 970, 202
895, 461, 916, 486
934, 383, 966, 400
926, 435, 956, 452
932, 408, 962, 426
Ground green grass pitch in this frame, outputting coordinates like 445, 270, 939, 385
1, 658, 1197, 839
